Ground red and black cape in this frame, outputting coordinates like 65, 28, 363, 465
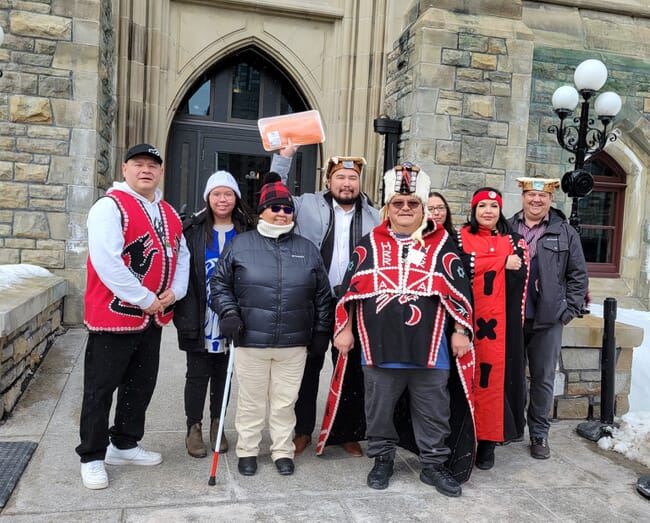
458, 226, 528, 442
318, 220, 477, 483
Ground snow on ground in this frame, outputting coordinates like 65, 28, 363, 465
589, 303, 650, 468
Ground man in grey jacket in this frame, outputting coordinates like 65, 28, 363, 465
271, 146, 380, 456
508, 177, 588, 460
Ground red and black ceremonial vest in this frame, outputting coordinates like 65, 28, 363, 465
84, 190, 183, 332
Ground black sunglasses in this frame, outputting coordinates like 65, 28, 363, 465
389, 199, 421, 210
269, 204, 294, 214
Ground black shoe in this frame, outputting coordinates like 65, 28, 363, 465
274, 458, 295, 475
475, 440, 496, 470
366, 455, 394, 490
530, 437, 550, 459
238, 456, 257, 476
420, 465, 462, 497
637, 475, 650, 499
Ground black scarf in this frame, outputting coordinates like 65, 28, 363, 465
320, 192, 364, 277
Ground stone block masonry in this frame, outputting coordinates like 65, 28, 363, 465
553, 314, 642, 420
0, 1, 109, 325
0, 270, 66, 419
384, 7, 534, 224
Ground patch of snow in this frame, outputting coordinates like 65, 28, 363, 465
598, 412, 650, 468
0, 264, 53, 291
588, 303, 650, 467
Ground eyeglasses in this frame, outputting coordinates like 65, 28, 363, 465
427, 205, 446, 213
389, 199, 421, 210
269, 204, 294, 214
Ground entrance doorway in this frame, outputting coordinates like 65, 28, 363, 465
165, 47, 318, 215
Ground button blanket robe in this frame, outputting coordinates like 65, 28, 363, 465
318, 219, 477, 483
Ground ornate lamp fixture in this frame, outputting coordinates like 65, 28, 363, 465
548, 59, 622, 231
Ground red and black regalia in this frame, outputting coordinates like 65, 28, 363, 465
457, 225, 528, 443
319, 219, 477, 483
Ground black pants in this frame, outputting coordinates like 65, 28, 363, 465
184, 350, 230, 428
76, 323, 162, 463
293, 350, 327, 435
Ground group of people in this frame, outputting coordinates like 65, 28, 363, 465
76, 141, 588, 498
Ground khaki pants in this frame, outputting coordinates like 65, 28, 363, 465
234, 346, 306, 461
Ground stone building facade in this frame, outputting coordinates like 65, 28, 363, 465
0, 0, 649, 325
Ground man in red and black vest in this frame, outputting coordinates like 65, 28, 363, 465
76, 144, 190, 490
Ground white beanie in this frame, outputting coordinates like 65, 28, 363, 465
203, 170, 241, 201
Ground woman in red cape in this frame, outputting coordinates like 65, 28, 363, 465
457, 187, 528, 470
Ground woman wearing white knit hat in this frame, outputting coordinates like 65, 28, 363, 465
173, 170, 256, 458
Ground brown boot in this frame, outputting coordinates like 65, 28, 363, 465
186, 423, 207, 458
293, 434, 312, 456
210, 418, 228, 453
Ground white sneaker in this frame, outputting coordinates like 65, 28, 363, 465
80, 460, 109, 489
104, 443, 162, 466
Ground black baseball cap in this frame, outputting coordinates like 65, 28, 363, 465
124, 143, 163, 164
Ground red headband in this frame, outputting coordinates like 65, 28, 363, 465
471, 190, 502, 208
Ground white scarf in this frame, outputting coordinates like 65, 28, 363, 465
257, 220, 294, 238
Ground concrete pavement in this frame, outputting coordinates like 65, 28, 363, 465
0, 326, 648, 522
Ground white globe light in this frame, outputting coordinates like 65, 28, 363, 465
595, 91, 622, 117
574, 59, 608, 91
552, 85, 579, 111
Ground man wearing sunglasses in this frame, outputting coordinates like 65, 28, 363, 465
271, 143, 380, 458
333, 163, 475, 496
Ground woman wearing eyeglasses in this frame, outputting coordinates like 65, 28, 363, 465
457, 187, 529, 471
210, 174, 332, 477
173, 171, 256, 459
427, 191, 455, 237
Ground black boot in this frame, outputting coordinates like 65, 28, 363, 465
475, 440, 496, 470
367, 455, 394, 490
238, 456, 257, 476
420, 465, 462, 497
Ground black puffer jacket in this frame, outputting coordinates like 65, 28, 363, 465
211, 228, 333, 348
173, 208, 253, 351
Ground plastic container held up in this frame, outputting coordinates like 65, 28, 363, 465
258, 110, 325, 151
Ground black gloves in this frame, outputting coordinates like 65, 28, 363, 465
308, 331, 331, 357
220, 313, 243, 346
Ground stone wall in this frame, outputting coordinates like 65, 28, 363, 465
384, 7, 534, 226
0, 271, 66, 419
555, 313, 642, 420
0, 1, 105, 325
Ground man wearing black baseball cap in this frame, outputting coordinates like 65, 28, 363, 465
124, 143, 163, 164
76, 143, 190, 490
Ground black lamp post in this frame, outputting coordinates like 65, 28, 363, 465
0, 26, 4, 77
373, 117, 402, 204
548, 59, 622, 232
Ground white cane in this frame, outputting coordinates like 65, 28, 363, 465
208, 341, 235, 485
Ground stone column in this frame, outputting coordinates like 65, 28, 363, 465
385, 4, 534, 221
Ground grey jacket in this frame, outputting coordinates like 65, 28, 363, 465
270, 154, 380, 250
508, 208, 588, 329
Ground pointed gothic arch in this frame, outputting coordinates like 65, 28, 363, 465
164, 46, 320, 215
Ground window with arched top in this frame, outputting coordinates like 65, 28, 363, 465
579, 153, 626, 276
165, 47, 319, 215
